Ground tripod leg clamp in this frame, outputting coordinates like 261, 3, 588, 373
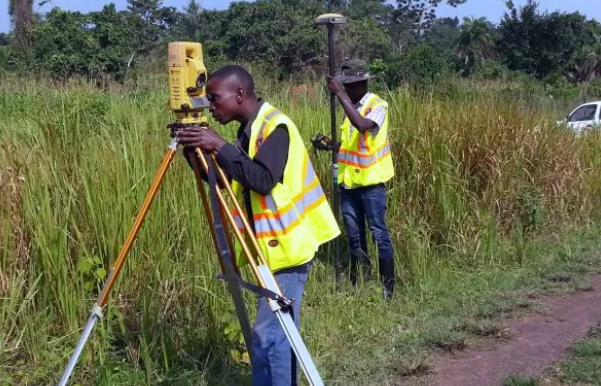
169, 138, 179, 151
269, 297, 294, 313
92, 304, 104, 319
268, 299, 281, 312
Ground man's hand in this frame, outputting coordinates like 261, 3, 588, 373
176, 126, 227, 153
326, 76, 346, 97
311, 133, 335, 151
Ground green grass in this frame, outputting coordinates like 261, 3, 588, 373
503, 375, 540, 386
3, 76, 601, 385
557, 326, 601, 385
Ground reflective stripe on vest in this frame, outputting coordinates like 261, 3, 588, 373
338, 93, 394, 187
339, 94, 391, 168
338, 142, 392, 168
254, 158, 326, 238
230, 188, 326, 238
255, 107, 282, 154
232, 208, 245, 233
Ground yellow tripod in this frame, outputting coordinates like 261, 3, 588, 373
57, 137, 325, 386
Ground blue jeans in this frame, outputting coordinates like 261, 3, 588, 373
341, 184, 394, 286
251, 262, 311, 386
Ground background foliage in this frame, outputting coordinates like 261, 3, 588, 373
2, 0, 601, 97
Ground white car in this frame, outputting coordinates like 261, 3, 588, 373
557, 101, 601, 134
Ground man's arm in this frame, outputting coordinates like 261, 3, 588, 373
216, 126, 289, 195
176, 125, 289, 195
178, 126, 225, 181
182, 147, 231, 189
327, 77, 376, 133
337, 93, 378, 133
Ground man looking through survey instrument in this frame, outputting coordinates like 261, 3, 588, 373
175, 65, 340, 386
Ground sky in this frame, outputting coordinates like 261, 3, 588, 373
1, 0, 601, 33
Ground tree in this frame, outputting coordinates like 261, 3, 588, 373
89, 5, 137, 80
125, 0, 178, 61
568, 21, 601, 84
176, 0, 203, 41
425, 17, 461, 64
346, 0, 393, 21
0, 33, 10, 46
384, 44, 447, 88
222, 0, 326, 75
9, 0, 34, 49
31, 8, 95, 80
1, 0, 482, 81
339, 17, 390, 61
30, 5, 137, 82
338, 0, 392, 61
389, 0, 466, 51
396, 0, 467, 25
497, 0, 589, 79
457, 17, 495, 76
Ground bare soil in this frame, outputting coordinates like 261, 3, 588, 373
431, 276, 601, 386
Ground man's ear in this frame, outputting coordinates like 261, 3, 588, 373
236, 88, 245, 103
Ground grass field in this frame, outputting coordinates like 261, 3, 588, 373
2, 75, 601, 385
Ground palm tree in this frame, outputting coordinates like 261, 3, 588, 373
457, 16, 494, 75
569, 31, 601, 84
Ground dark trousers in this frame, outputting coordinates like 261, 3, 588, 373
341, 184, 395, 293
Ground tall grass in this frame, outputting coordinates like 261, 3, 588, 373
2, 75, 601, 385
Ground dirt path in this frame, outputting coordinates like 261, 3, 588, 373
431, 275, 601, 386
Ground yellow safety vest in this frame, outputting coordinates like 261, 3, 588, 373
338, 93, 394, 188
231, 102, 340, 272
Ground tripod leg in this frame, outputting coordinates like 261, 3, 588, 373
57, 306, 102, 386
57, 139, 178, 386
258, 266, 324, 386
190, 155, 253, 358
195, 150, 325, 386
194, 150, 267, 287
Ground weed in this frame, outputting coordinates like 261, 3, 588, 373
503, 375, 540, 386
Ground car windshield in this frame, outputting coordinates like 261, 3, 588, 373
568, 104, 598, 122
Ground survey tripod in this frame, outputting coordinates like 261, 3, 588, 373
56, 134, 326, 386
57, 43, 325, 386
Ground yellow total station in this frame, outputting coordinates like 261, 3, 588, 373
168, 42, 210, 125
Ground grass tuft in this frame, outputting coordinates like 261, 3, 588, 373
503, 375, 540, 386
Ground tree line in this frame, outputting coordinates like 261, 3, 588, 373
1, 0, 600, 91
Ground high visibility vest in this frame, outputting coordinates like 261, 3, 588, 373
338, 93, 394, 188
231, 102, 341, 272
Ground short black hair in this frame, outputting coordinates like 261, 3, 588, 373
209, 65, 255, 95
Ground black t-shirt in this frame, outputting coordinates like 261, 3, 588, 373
215, 101, 290, 228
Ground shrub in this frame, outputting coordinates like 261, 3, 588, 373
383, 45, 448, 89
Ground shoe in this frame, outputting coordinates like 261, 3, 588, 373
350, 258, 373, 285
362, 263, 373, 281
379, 259, 395, 300
349, 256, 359, 286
